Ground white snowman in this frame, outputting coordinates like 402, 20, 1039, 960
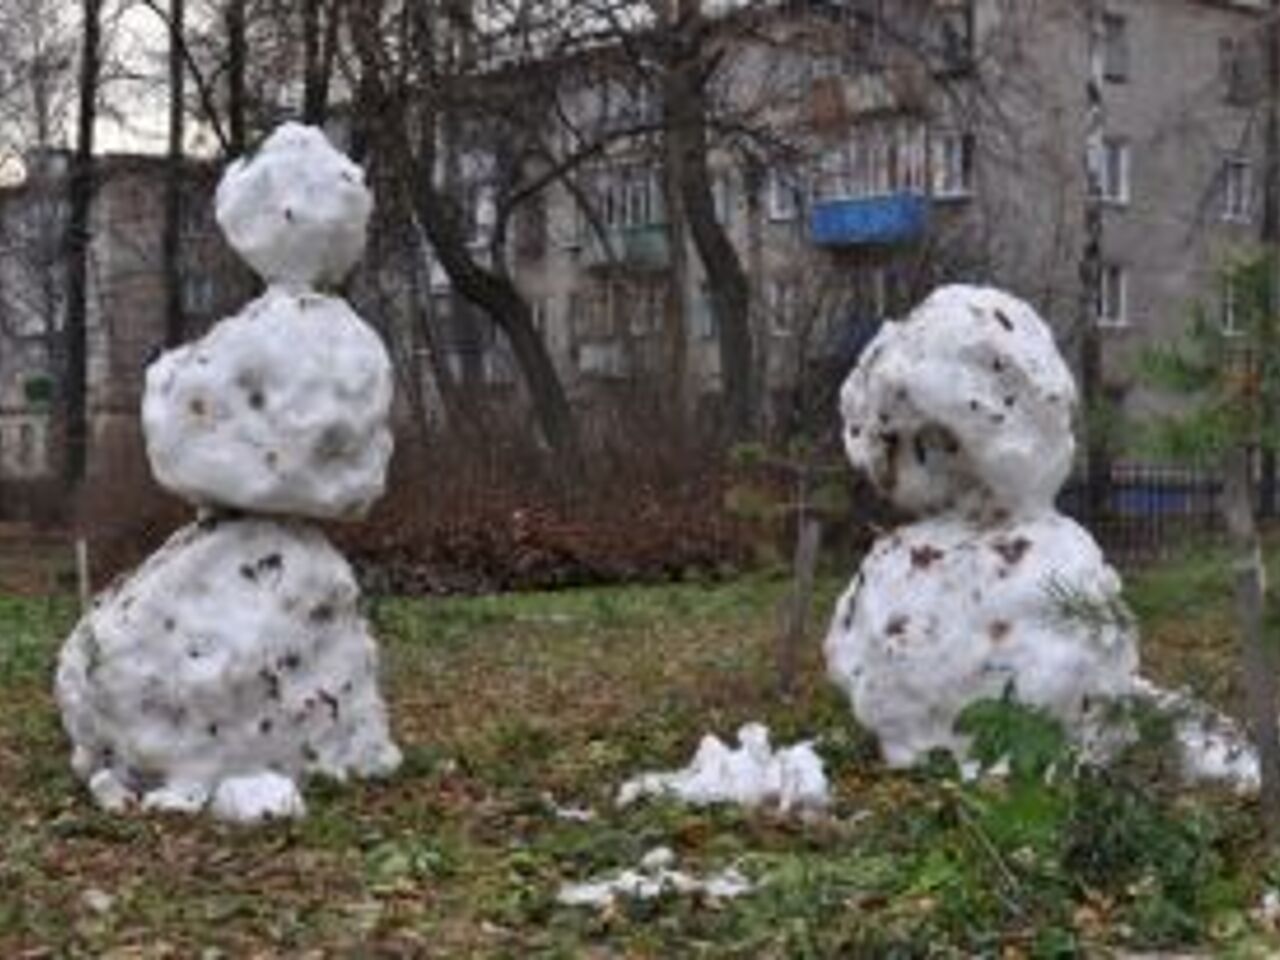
56, 124, 402, 823
825, 285, 1138, 768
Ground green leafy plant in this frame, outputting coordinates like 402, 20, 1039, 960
955, 686, 1071, 783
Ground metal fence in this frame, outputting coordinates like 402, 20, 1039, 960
1057, 462, 1223, 565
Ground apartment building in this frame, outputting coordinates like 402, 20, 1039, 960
427, 0, 1270, 430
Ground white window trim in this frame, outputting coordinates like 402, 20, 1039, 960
1101, 137, 1130, 206
1102, 12, 1129, 83
766, 279, 797, 336
1222, 156, 1253, 223
1221, 273, 1243, 337
767, 168, 801, 221
932, 131, 974, 199
1097, 264, 1129, 328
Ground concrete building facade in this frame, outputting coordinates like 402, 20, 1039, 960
423, 0, 1271, 435
0, 154, 251, 498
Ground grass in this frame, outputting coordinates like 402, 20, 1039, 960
1, 564, 1279, 956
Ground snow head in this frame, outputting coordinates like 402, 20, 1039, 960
839, 285, 1077, 518
216, 123, 372, 287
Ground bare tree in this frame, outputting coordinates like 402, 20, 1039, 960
162, 0, 186, 347
62, 0, 104, 487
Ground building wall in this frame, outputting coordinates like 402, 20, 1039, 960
0, 155, 254, 487
453, 0, 1271, 436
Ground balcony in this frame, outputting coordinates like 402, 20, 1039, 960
809, 192, 930, 247
581, 224, 669, 271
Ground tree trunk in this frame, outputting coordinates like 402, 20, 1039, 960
661, 130, 690, 426
163, 0, 186, 348
1260, 0, 1280, 518
663, 2, 755, 441
1080, 0, 1109, 520
348, 4, 582, 475
63, 0, 101, 488
225, 0, 247, 157
302, 0, 336, 126
1223, 445, 1280, 840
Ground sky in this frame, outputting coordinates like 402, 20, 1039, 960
97, 4, 171, 154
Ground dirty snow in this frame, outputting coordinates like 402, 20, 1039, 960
1133, 679, 1261, 792
557, 847, 753, 907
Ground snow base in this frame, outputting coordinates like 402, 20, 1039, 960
618, 723, 829, 813
56, 518, 401, 822
826, 513, 1138, 768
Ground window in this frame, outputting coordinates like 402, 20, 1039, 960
1102, 13, 1128, 83
569, 289, 608, 340
181, 275, 216, 316
1097, 263, 1128, 327
590, 166, 664, 232
935, 1, 974, 75
515, 196, 547, 260
933, 132, 975, 198
692, 282, 716, 340
627, 282, 663, 336
1100, 137, 1130, 204
713, 171, 735, 225
16, 422, 35, 469
465, 184, 496, 245
1221, 273, 1242, 336
766, 279, 798, 335
1220, 36, 1260, 105
815, 121, 928, 200
1222, 156, 1252, 222
767, 168, 802, 221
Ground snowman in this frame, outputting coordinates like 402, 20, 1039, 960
56, 124, 402, 823
825, 285, 1139, 768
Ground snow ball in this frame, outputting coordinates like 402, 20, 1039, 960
840, 285, 1077, 517
141, 781, 210, 815
143, 287, 394, 519
211, 772, 306, 824
216, 123, 372, 287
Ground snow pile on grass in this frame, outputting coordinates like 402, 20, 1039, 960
617, 723, 829, 813
557, 847, 752, 907
1134, 679, 1260, 792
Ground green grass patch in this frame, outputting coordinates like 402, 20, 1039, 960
0, 565, 1276, 956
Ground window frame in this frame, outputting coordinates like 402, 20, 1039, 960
1097, 263, 1129, 328
933, 131, 975, 199
1100, 137, 1131, 206
1102, 12, 1129, 84
1222, 155, 1253, 223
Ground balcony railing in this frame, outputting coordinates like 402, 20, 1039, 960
809, 191, 930, 247
581, 224, 669, 271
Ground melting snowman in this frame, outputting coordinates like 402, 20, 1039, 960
56, 124, 402, 823
825, 285, 1139, 768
